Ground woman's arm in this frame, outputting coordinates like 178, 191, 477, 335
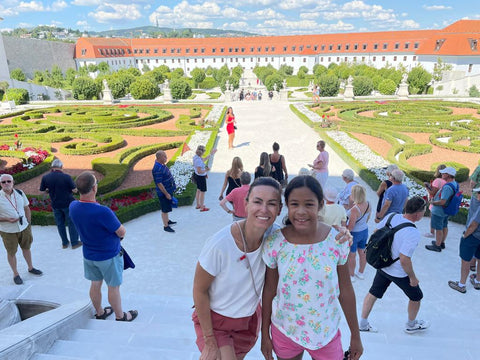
219, 172, 229, 200
219, 197, 234, 214
281, 155, 288, 179
376, 181, 387, 196
337, 264, 363, 360
193, 262, 219, 360
261, 267, 279, 360
346, 207, 359, 232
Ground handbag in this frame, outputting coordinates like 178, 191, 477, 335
120, 246, 135, 270
234, 125, 238, 130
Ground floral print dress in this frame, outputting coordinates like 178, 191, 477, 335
262, 227, 349, 349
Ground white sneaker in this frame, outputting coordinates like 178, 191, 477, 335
404, 319, 430, 334
423, 232, 435, 238
355, 272, 365, 280
350, 276, 356, 283
359, 323, 378, 333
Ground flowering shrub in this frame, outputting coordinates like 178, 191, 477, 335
0, 145, 49, 175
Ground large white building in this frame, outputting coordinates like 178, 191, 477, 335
75, 20, 480, 78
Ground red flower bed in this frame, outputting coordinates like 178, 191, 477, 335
0, 146, 49, 175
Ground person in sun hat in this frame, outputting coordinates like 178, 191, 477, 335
425, 166, 458, 252
375, 169, 409, 223
0, 173, 43, 285
448, 186, 480, 293
319, 186, 347, 227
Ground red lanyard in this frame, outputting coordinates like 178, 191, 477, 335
5, 192, 19, 214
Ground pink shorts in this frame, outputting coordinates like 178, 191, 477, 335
271, 324, 343, 360
192, 305, 261, 357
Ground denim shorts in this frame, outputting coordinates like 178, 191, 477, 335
84, 253, 123, 287
459, 234, 480, 262
350, 228, 368, 253
431, 213, 448, 230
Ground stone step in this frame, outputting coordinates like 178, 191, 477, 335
30, 354, 87, 360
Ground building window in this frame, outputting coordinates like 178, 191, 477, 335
329, 44, 333, 51
403, 56, 407, 61
394, 43, 399, 49
435, 39, 445, 51
337, 44, 341, 50
321, 45, 325, 51
469, 39, 478, 51
382, 56, 386, 61
271, 46, 275, 51
187, 59, 189, 63
353, 56, 356, 61
212, 48, 216, 53
156, 59, 158, 63
337, 57, 340, 62
414, 42, 419, 49
354, 44, 358, 50
283, 46, 287, 51
241, 47, 245, 52
243, 58, 245, 62
363, 43, 367, 50
177, 48, 181, 53
393, 56, 397, 61
186, 49, 190, 53
373, 56, 376, 61
81, 49, 86, 55
292, 46, 296, 51
235, 58, 238, 62
134, 49, 138, 54
469, 64, 473, 72
252, 47, 256, 52
362, 56, 365, 61
258, 47, 261, 51
303, 58, 306, 62
213, 58, 216, 63
328, 57, 331, 61
404, 43, 410, 49
383, 43, 388, 50
99, 49, 104, 55
413, 55, 417, 61
146, 49, 150, 54
162, 48, 166, 54
194, 59, 197, 63
201, 48, 205, 53
221, 58, 224, 62
345, 44, 350, 50
265, 46, 269, 51
154, 49, 158, 54
373, 43, 378, 50
170, 48, 175, 53
344, 57, 347, 61
299, 46, 303, 51
235, 47, 239, 52
220, 48, 224, 53
229, 48, 233, 52
314, 45, 318, 51
321, 57, 323, 62
291, 57, 294, 62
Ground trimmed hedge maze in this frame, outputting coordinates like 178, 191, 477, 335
0, 104, 223, 225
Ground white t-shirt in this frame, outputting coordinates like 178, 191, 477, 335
193, 155, 206, 176
376, 214, 419, 278
198, 223, 279, 318
0, 189, 29, 233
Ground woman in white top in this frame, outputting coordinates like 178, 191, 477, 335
346, 184, 371, 282
192, 177, 283, 359
308, 140, 329, 188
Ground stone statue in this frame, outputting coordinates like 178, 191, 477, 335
102, 79, 110, 91
347, 76, 353, 85
401, 73, 408, 83
282, 79, 287, 89
273, 83, 277, 92
164, 79, 169, 89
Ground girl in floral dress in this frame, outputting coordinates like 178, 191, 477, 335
261, 175, 363, 360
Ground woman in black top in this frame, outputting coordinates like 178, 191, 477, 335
269, 142, 288, 187
254, 152, 273, 179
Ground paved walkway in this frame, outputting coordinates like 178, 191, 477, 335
1, 100, 477, 359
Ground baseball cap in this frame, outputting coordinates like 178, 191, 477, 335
439, 167, 456, 177
473, 187, 480, 193
323, 186, 338, 202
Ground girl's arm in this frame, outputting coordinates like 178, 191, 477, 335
193, 263, 219, 360
219, 172, 229, 200
261, 267, 279, 360
337, 264, 363, 360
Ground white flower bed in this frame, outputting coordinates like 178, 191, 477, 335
292, 104, 428, 197
170, 105, 225, 193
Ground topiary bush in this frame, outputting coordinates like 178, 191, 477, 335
170, 78, 192, 99
5, 88, 29, 105
353, 76, 374, 96
378, 79, 397, 95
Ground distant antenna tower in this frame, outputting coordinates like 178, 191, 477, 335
156, 16, 159, 28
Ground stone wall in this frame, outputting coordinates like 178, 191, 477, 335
3, 37, 76, 79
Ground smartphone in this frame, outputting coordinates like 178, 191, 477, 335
424, 182, 432, 191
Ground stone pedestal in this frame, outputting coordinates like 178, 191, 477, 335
224, 89, 232, 102
397, 83, 409, 99
163, 88, 172, 103
343, 84, 354, 101
102, 89, 113, 104
279, 89, 288, 101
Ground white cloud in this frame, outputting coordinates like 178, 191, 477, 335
17, 1, 45, 12
343, 0, 371, 11
279, 0, 319, 10
300, 12, 320, 20
250, 8, 284, 20
221, 21, 249, 31
401, 19, 420, 28
221, 7, 245, 20
48, 1, 68, 12
71, 0, 101, 5
89, 3, 142, 23
149, 1, 221, 28
76, 20, 88, 26
423, 5, 452, 11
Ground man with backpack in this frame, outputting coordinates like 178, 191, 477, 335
425, 167, 459, 252
359, 197, 429, 334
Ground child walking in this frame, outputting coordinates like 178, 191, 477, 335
261, 175, 363, 360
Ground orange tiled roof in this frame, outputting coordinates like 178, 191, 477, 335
75, 20, 480, 59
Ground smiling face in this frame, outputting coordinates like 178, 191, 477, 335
286, 186, 321, 231
245, 185, 282, 231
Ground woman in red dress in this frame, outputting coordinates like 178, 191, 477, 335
226, 107, 236, 149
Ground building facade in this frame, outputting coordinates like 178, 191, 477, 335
74, 20, 480, 78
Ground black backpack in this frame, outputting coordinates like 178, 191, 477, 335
365, 213, 416, 269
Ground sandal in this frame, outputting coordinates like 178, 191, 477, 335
470, 265, 476, 272
116, 310, 138, 322
95, 306, 113, 320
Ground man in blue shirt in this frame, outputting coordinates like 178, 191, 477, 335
152, 150, 177, 233
375, 169, 409, 223
426, 167, 458, 252
69, 171, 137, 322
448, 187, 480, 292
40, 159, 80, 249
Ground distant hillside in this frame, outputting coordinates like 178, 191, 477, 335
92, 26, 256, 38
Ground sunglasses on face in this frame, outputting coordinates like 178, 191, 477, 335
1, 180, 12, 184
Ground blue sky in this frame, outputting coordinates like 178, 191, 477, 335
0, 0, 476, 35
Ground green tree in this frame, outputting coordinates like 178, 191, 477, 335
87, 64, 98, 73
72, 76, 99, 100
352, 76, 374, 96
10, 68, 26, 81
265, 73, 283, 91
171, 68, 184, 78
313, 64, 327, 76
433, 57, 453, 82
6, 88, 29, 104
142, 64, 151, 73
129, 77, 160, 100
469, 85, 480, 97
65, 68, 77, 86
107, 71, 136, 98
378, 78, 397, 95
279, 65, 294, 76
170, 78, 192, 99
317, 74, 340, 97
232, 65, 243, 78
97, 61, 110, 74
407, 65, 432, 94
127, 67, 141, 77
33, 70, 45, 84
191, 68, 206, 88
298, 66, 308, 75
148, 68, 166, 83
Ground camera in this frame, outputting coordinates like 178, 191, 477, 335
18, 216, 23, 225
